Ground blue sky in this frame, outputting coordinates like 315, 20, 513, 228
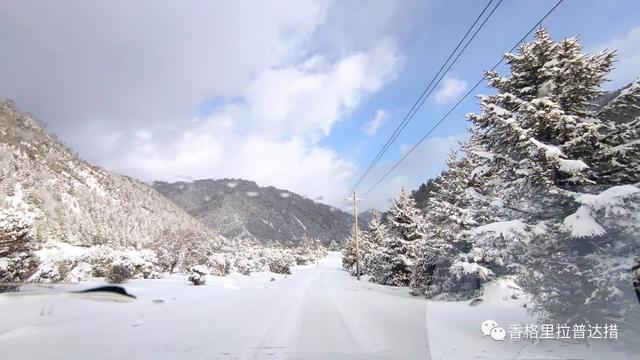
1, 0, 639, 210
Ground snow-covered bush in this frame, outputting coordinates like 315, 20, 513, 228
106, 264, 132, 284
268, 252, 293, 274
233, 256, 252, 275
0, 198, 39, 288
293, 253, 312, 265
0, 252, 38, 292
84, 247, 162, 279
207, 253, 230, 276
63, 262, 93, 283
188, 265, 209, 285
328, 240, 340, 251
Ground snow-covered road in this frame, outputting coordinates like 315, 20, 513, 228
0, 252, 429, 359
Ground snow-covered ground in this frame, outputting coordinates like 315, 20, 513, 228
426, 279, 634, 360
1, 252, 634, 359
0, 252, 428, 360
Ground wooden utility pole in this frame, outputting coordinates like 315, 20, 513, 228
316, 239, 319, 266
348, 191, 361, 281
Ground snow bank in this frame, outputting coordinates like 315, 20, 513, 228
426, 278, 621, 359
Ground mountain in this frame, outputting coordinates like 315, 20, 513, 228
153, 179, 353, 246
0, 100, 224, 282
357, 209, 378, 231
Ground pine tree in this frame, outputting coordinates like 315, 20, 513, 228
341, 224, 360, 274
372, 189, 424, 286
0, 200, 39, 290
462, 28, 639, 330
412, 142, 496, 297
362, 210, 387, 277
595, 79, 640, 184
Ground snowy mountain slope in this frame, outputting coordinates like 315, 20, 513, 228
0, 101, 225, 280
153, 179, 353, 245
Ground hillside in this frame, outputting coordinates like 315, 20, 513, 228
153, 179, 353, 246
0, 101, 225, 282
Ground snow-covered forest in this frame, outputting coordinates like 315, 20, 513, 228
343, 28, 640, 342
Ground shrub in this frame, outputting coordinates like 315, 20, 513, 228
268, 256, 291, 275
106, 264, 132, 284
188, 265, 209, 285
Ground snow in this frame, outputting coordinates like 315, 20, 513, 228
558, 158, 589, 173
471, 164, 491, 179
77, 170, 106, 196
470, 220, 528, 241
0, 252, 428, 359
245, 191, 259, 197
60, 192, 81, 214
426, 278, 622, 359
487, 103, 511, 116
6, 183, 26, 208
190, 265, 209, 274
607, 79, 640, 105
531, 221, 547, 235
471, 150, 495, 160
563, 206, 606, 238
293, 216, 307, 231
529, 138, 563, 158
464, 188, 487, 202
608, 139, 640, 154
575, 185, 640, 209
450, 260, 493, 280
261, 218, 275, 229
564, 185, 639, 238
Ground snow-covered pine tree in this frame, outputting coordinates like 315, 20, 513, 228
341, 223, 360, 275
595, 79, 640, 184
362, 210, 387, 277
464, 28, 639, 330
0, 198, 39, 289
328, 239, 340, 251
412, 141, 497, 297
373, 189, 424, 286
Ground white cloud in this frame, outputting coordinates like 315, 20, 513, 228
245, 39, 400, 140
0, 1, 410, 207
593, 26, 640, 89
0, 0, 329, 161
108, 40, 401, 206
434, 75, 468, 104
363, 109, 389, 136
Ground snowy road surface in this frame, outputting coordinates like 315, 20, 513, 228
0, 252, 430, 359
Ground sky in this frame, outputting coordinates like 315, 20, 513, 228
1, 0, 639, 210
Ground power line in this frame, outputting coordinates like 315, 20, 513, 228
361, 0, 565, 198
351, 0, 502, 192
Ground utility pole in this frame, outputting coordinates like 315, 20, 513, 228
347, 191, 362, 280
316, 239, 319, 266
